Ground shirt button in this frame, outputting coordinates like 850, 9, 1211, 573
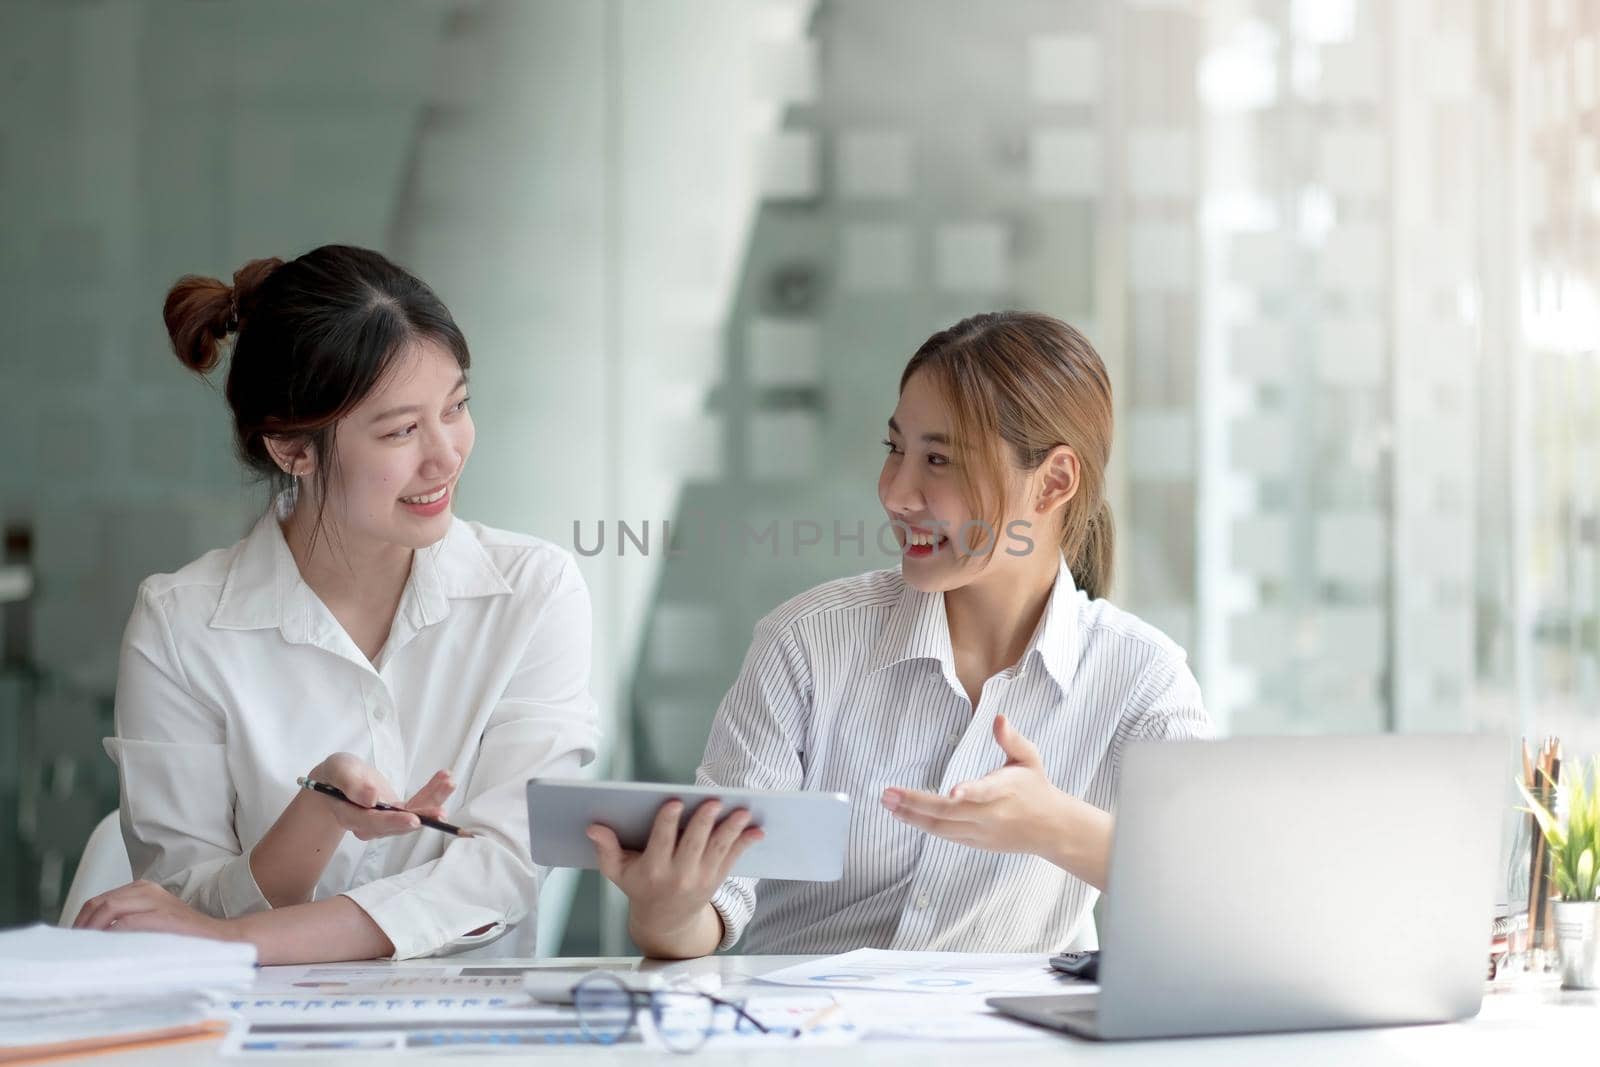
372, 704, 387, 721
947, 731, 960, 743
915, 893, 930, 910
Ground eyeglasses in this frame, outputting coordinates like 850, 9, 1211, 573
572, 971, 797, 1053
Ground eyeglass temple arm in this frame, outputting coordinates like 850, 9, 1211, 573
702, 993, 772, 1034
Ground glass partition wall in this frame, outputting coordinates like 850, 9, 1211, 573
0, 0, 1590, 952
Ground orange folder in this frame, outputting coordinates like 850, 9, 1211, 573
0, 1018, 228, 1066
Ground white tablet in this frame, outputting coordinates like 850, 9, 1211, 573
526, 779, 851, 882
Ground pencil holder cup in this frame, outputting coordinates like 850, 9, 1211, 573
1553, 900, 1600, 989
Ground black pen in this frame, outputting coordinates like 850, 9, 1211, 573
297, 776, 476, 838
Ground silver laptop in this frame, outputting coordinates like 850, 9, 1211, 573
989, 734, 1507, 1041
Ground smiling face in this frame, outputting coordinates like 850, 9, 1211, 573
307, 338, 474, 552
878, 368, 1044, 593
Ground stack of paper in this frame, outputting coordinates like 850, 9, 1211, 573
0, 923, 256, 998
0, 924, 255, 1063
0, 994, 227, 1065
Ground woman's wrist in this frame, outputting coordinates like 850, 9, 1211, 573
223, 911, 261, 947
629, 902, 721, 960
289, 785, 346, 836
224, 898, 395, 965
250, 788, 347, 908
1038, 789, 1112, 889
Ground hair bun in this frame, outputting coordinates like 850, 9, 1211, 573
163, 273, 233, 374
162, 256, 284, 376
229, 256, 284, 329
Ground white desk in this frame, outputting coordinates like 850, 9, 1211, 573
87, 954, 1599, 1065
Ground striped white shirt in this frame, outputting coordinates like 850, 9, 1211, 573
697, 554, 1211, 954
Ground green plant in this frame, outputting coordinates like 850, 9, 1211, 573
1520, 757, 1600, 903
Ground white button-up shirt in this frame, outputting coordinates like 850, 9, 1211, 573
106, 497, 600, 959
700, 556, 1211, 953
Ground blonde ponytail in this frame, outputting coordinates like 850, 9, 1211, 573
1069, 500, 1114, 600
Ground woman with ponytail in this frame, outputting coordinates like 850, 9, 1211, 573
595, 311, 1210, 958
73, 245, 599, 962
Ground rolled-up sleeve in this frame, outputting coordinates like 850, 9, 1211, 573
343, 556, 601, 960
110, 583, 271, 920
695, 615, 811, 952
1109, 650, 1213, 778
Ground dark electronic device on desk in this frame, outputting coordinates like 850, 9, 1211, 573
1049, 951, 1099, 982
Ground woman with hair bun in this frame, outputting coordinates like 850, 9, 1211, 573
596, 311, 1211, 959
72, 245, 599, 963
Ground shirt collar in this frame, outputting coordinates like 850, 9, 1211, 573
1030, 554, 1082, 693
866, 552, 1082, 696
210, 491, 512, 642
864, 575, 955, 678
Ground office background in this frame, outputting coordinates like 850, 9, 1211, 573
0, 0, 1594, 954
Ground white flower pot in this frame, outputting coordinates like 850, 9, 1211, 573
1553, 900, 1600, 990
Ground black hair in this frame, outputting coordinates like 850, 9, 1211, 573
163, 244, 470, 551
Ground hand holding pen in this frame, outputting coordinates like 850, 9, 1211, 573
299, 753, 474, 840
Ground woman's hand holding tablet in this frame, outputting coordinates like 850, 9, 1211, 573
525, 779, 850, 959
586, 799, 763, 955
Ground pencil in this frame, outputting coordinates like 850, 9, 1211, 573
1526, 741, 1548, 947
1528, 739, 1560, 951
798, 1002, 843, 1033
296, 777, 476, 838
1521, 734, 1534, 934
1545, 741, 1563, 951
